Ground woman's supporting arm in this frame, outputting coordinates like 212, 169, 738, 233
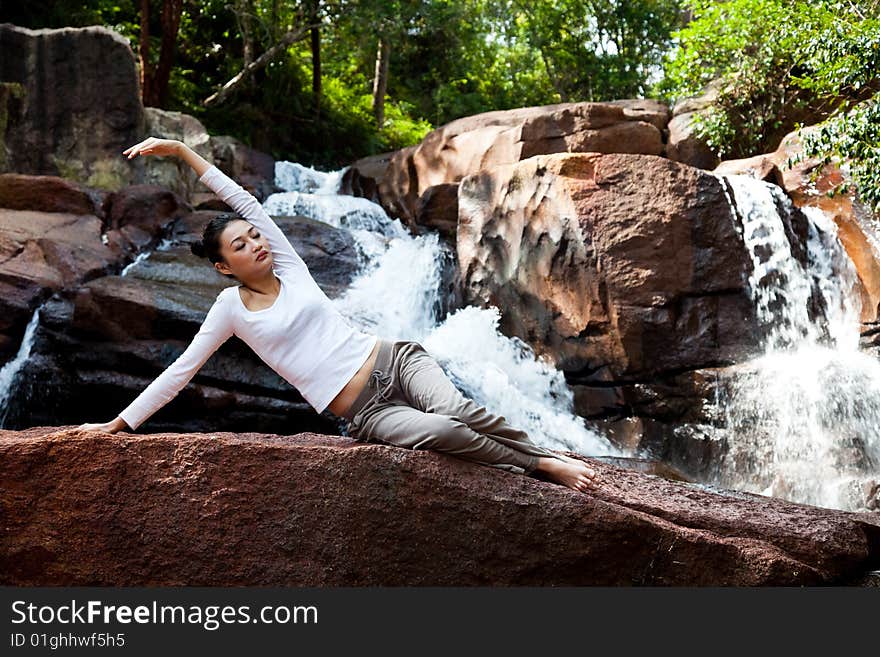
115, 291, 235, 432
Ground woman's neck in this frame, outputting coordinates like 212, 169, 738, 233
241, 272, 280, 295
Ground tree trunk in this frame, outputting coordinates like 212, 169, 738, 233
310, 0, 321, 119
153, 0, 184, 108
237, 0, 255, 68
138, 0, 154, 106
203, 26, 311, 108
372, 38, 390, 128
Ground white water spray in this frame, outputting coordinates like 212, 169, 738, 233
0, 306, 42, 427
713, 175, 880, 511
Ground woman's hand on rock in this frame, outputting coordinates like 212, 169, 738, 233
123, 137, 182, 160
77, 417, 128, 434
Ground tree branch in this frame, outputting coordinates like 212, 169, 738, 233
203, 24, 317, 107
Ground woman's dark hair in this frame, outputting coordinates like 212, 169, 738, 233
191, 212, 245, 278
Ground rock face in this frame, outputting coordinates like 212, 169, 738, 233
0, 24, 144, 190
666, 80, 722, 170
341, 100, 670, 234
1, 427, 878, 586
458, 152, 765, 382
455, 151, 830, 472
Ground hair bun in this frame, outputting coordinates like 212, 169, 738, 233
190, 240, 206, 258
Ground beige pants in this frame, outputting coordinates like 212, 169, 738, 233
341, 339, 566, 475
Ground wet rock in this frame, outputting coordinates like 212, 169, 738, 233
340, 151, 396, 205
716, 125, 880, 324
0, 170, 190, 362
1, 426, 878, 586
414, 183, 459, 239
101, 184, 189, 238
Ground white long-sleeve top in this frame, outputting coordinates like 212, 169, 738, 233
117, 165, 379, 431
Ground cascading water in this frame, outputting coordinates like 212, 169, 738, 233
0, 306, 42, 428
120, 238, 175, 277
711, 174, 880, 512
269, 161, 619, 457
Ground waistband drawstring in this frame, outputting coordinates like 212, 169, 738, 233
368, 368, 393, 404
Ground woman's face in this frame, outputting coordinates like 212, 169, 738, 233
215, 219, 273, 279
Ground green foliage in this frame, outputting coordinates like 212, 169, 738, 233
2, 0, 683, 167
798, 100, 880, 212
503, 0, 685, 102
660, 0, 880, 210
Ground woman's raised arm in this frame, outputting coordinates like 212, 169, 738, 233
124, 137, 307, 275
123, 137, 212, 177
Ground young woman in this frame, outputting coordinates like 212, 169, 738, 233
78, 137, 598, 493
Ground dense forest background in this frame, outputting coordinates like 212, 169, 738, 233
2, 0, 878, 207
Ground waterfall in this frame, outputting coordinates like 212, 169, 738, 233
120, 238, 174, 277
0, 306, 42, 428
269, 162, 619, 458
711, 174, 880, 511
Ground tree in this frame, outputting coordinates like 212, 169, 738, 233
506, 0, 684, 102
139, 0, 185, 107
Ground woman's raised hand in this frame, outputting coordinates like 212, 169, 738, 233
123, 137, 182, 160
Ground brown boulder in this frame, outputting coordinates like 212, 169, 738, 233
414, 183, 459, 239
101, 184, 189, 236
0, 173, 101, 215
210, 134, 277, 202
457, 152, 764, 383
340, 151, 396, 205
343, 101, 668, 232
1, 427, 877, 585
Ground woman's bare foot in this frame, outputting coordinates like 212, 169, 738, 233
535, 455, 598, 493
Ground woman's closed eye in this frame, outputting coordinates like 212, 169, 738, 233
235, 230, 261, 250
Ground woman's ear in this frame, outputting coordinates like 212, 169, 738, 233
215, 261, 234, 277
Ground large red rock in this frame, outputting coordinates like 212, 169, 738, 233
341, 101, 669, 232
457, 152, 766, 382
1, 427, 877, 586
